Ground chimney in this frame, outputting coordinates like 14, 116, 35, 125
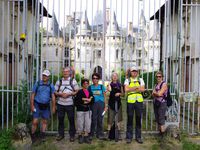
106, 8, 110, 24
128, 22, 133, 35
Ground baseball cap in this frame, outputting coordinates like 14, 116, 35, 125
42, 69, 51, 76
130, 66, 138, 72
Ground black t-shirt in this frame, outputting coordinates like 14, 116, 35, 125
108, 82, 122, 111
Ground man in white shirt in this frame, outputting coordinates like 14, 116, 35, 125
55, 67, 79, 142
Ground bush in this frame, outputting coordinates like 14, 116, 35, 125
15, 80, 32, 125
0, 128, 14, 150
140, 71, 157, 89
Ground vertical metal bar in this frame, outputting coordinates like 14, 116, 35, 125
189, 1, 193, 134
192, 101, 195, 134
146, 101, 148, 130
57, 0, 60, 76
17, 0, 20, 116
6, 0, 10, 129
108, 0, 111, 80
22, 0, 26, 81
187, 102, 190, 132
11, 0, 15, 127
36, 0, 40, 82
85, 0, 88, 77
183, 1, 188, 93
68, 0, 71, 68
74, 0, 77, 71
196, 1, 200, 133
102, 0, 106, 83
40, 0, 44, 77
125, 0, 128, 71
120, 0, 123, 83
90, 0, 94, 75
1, 0, 5, 129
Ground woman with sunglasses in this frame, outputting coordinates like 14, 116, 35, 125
74, 79, 94, 144
152, 71, 168, 138
88, 73, 107, 140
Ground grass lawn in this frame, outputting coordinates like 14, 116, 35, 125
31, 134, 183, 150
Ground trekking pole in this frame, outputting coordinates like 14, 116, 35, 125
115, 100, 118, 142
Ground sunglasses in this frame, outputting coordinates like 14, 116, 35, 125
92, 77, 99, 80
156, 76, 162, 78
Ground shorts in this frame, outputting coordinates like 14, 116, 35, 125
33, 102, 50, 119
154, 102, 167, 125
107, 106, 123, 125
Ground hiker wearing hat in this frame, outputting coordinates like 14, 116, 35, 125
124, 66, 145, 144
30, 69, 56, 143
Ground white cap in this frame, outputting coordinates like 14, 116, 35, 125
130, 66, 138, 72
42, 69, 51, 76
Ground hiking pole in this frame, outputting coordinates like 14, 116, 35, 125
115, 99, 118, 142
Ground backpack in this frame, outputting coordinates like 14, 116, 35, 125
57, 78, 75, 92
57, 78, 76, 102
35, 80, 52, 98
159, 81, 172, 107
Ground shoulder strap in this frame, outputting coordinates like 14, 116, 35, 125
128, 78, 131, 85
35, 80, 40, 94
159, 81, 165, 90
57, 79, 62, 92
49, 82, 52, 97
70, 78, 75, 91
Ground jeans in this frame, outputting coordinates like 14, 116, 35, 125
90, 101, 104, 136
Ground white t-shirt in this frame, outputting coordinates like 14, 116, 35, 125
55, 77, 79, 106
124, 77, 145, 86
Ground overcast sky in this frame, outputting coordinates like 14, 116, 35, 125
41, 0, 165, 29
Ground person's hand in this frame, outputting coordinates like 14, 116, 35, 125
71, 92, 76, 96
104, 105, 108, 112
62, 93, 70, 98
115, 93, 121, 97
31, 104, 35, 112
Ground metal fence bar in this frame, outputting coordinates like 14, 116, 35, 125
11, 0, 15, 127
6, 0, 10, 130
1, 0, 5, 129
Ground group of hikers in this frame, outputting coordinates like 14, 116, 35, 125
30, 66, 170, 144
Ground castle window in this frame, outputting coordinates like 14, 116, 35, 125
77, 49, 80, 58
64, 60, 69, 67
43, 61, 47, 69
116, 49, 119, 59
65, 48, 69, 57
56, 48, 58, 56
97, 50, 101, 58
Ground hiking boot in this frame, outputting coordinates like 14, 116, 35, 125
88, 134, 93, 141
118, 132, 122, 140
97, 133, 105, 140
70, 136, 75, 142
84, 136, 91, 144
78, 135, 84, 144
126, 138, 132, 144
40, 132, 46, 142
56, 135, 64, 141
31, 133, 37, 144
136, 138, 143, 144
